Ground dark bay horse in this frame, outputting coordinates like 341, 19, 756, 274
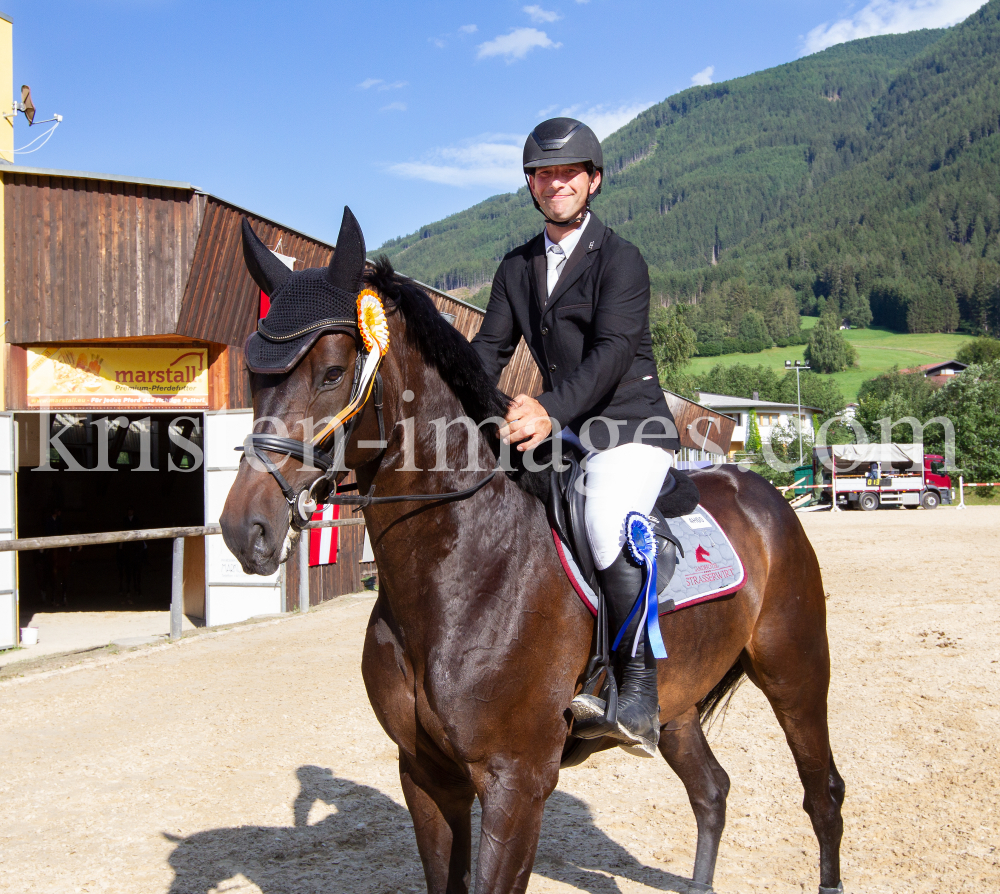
220, 260, 845, 894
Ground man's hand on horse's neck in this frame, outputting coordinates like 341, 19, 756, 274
500, 394, 553, 451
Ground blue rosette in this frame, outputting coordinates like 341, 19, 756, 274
611, 511, 668, 660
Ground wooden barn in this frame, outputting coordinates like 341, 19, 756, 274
0, 163, 546, 648
0, 164, 356, 644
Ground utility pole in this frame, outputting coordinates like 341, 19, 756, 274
785, 359, 810, 465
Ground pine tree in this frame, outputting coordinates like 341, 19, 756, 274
766, 286, 801, 339
737, 309, 771, 344
650, 305, 697, 380
804, 312, 858, 372
842, 286, 873, 329
746, 409, 763, 454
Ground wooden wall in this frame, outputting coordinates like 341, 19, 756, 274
175, 197, 334, 410
227, 345, 252, 409
176, 198, 333, 347
3, 175, 337, 411
4, 174, 204, 342
663, 391, 735, 453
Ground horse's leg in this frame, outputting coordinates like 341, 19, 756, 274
362, 598, 476, 894
657, 706, 730, 892
398, 752, 476, 894
745, 602, 844, 892
473, 761, 556, 894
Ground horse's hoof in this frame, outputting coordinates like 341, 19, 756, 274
686, 882, 714, 893
818, 884, 844, 894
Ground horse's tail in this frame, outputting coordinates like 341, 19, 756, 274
697, 659, 747, 731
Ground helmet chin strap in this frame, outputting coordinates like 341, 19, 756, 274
543, 208, 588, 228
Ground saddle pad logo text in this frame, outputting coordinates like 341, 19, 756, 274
658, 507, 746, 613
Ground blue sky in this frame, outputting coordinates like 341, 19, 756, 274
2, 0, 985, 249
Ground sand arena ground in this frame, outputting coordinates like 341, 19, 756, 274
1, 507, 998, 894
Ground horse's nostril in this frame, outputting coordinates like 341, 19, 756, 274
250, 521, 267, 551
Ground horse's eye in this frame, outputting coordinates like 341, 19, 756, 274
324, 367, 346, 386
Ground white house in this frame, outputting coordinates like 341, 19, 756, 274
695, 391, 820, 457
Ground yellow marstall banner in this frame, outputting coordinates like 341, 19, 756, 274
27, 346, 210, 409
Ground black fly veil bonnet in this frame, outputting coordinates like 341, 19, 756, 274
239, 207, 390, 527
243, 206, 368, 374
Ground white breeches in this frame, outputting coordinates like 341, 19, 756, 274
583, 443, 674, 571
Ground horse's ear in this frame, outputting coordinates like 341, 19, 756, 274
327, 206, 367, 293
241, 218, 292, 295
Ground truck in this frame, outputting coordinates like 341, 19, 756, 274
813, 444, 953, 510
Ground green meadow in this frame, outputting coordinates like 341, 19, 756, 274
684, 318, 975, 403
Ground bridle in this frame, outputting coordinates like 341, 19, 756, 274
239, 339, 499, 530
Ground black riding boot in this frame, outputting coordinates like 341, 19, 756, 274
571, 547, 662, 757
602, 548, 662, 757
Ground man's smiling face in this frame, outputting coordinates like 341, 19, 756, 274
529, 164, 601, 224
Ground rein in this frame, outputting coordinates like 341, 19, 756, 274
240, 354, 499, 528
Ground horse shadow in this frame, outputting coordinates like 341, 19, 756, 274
165, 765, 697, 894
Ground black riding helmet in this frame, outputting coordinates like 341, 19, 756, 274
523, 117, 603, 221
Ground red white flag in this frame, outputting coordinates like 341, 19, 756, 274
308, 503, 339, 566
260, 250, 295, 319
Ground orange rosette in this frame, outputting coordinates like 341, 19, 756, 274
357, 289, 390, 354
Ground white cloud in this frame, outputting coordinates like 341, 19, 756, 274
431, 25, 478, 49
389, 102, 656, 189
361, 79, 407, 93
554, 101, 655, 139
389, 135, 525, 188
524, 5, 561, 23
477, 27, 561, 61
381, 102, 407, 112
802, 0, 985, 55
690, 65, 714, 86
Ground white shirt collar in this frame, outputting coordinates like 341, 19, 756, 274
544, 212, 590, 259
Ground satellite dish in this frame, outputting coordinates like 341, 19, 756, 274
21, 85, 35, 126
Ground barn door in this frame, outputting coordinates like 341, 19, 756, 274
204, 410, 281, 627
0, 414, 16, 649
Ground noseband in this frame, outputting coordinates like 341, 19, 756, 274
239, 349, 498, 530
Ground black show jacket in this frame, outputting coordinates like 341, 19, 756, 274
471, 214, 679, 452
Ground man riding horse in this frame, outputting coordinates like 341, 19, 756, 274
223, 121, 846, 893
471, 117, 679, 757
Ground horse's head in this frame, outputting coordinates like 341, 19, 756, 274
220, 207, 394, 575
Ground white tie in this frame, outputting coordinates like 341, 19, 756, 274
546, 242, 566, 298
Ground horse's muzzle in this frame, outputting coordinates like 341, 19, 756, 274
220, 509, 287, 576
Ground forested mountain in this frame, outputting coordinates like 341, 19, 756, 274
378, 1, 1000, 337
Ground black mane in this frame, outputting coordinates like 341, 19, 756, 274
364, 256, 550, 501
364, 256, 512, 425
